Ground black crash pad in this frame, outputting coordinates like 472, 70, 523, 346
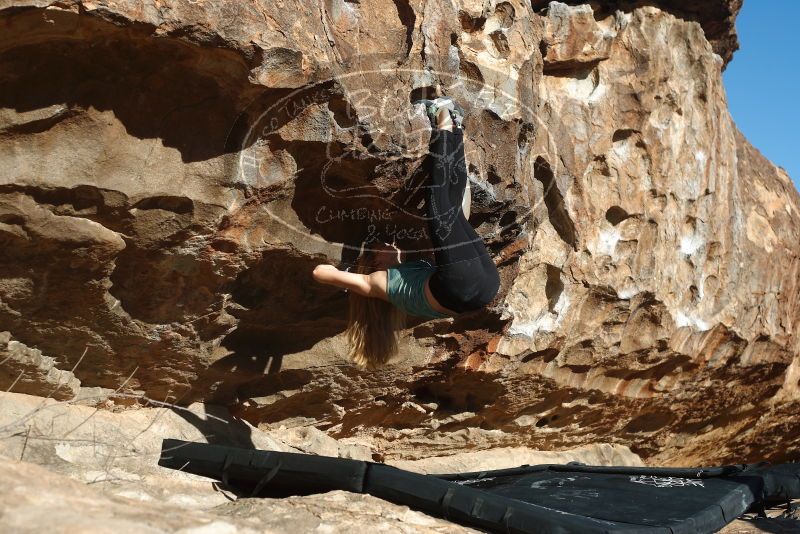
158, 439, 800, 534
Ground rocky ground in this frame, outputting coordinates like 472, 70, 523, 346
0, 390, 796, 532
0, 390, 640, 532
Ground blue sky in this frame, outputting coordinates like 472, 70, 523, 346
723, 0, 799, 190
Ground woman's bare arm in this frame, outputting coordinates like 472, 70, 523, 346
312, 265, 389, 301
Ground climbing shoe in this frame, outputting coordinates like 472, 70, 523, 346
413, 96, 465, 129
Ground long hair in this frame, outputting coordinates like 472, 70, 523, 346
344, 246, 407, 369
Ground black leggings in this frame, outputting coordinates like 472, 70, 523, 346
425, 128, 500, 313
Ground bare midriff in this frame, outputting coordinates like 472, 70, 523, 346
424, 276, 458, 316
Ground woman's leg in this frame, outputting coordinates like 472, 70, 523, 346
426, 128, 475, 261
425, 126, 500, 313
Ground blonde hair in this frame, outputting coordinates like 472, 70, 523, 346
344, 247, 407, 369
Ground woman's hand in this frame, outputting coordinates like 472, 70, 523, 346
312, 264, 338, 283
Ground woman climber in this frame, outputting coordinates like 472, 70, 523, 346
312, 97, 501, 368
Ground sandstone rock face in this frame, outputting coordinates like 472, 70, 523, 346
532, 0, 743, 66
0, 0, 797, 493
0, 331, 81, 399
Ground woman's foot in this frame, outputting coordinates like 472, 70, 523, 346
434, 97, 464, 129
439, 97, 465, 129
436, 107, 453, 131
413, 96, 465, 129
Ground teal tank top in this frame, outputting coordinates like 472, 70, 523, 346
386, 260, 451, 319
